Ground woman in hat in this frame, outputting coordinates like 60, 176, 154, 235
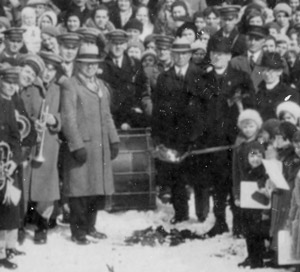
256, 52, 299, 121
57, 10, 83, 34
276, 101, 300, 127
38, 10, 58, 29
135, 5, 155, 41
22, 52, 63, 244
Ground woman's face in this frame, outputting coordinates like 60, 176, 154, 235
200, 32, 210, 44
182, 28, 196, 43
67, 16, 80, 32
136, 7, 149, 25
194, 17, 206, 31
172, 6, 187, 19
275, 12, 290, 28
118, 0, 131, 12
263, 39, 276, 52
248, 16, 263, 26
142, 55, 155, 68
40, 15, 52, 29
282, 112, 297, 125
127, 46, 142, 60
192, 48, 206, 64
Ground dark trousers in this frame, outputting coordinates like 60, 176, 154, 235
157, 161, 188, 219
241, 208, 266, 263
69, 196, 101, 239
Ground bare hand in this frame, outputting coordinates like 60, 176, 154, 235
45, 113, 56, 126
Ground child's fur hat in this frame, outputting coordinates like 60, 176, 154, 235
276, 101, 300, 122
237, 109, 263, 130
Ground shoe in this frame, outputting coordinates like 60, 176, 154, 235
87, 230, 107, 240
238, 257, 252, 267
71, 236, 90, 245
0, 258, 18, 270
34, 229, 47, 244
6, 248, 25, 260
205, 220, 229, 237
170, 216, 189, 224
250, 260, 264, 269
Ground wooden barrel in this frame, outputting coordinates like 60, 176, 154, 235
106, 128, 156, 211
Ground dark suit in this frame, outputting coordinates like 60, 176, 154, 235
203, 65, 256, 229
208, 28, 247, 58
98, 53, 147, 128
151, 63, 206, 220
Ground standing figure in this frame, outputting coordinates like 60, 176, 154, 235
61, 44, 119, 245
0, 67, 23, 270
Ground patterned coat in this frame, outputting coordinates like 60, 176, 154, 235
61, 75, 119, 197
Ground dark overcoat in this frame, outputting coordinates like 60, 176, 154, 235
61, 76, 119, 197
0, 97, 22, 230
98, 53, 147, 128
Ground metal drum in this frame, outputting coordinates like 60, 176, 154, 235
106, 128, 156, 211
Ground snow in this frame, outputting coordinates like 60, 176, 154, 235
14, 194, 291, 272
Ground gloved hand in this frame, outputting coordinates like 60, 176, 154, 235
110, 142, 119, 160
71, 147, 87, 164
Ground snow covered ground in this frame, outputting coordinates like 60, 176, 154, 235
14, 195, 291, 272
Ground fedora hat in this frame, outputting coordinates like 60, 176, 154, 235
76, 44, 102, 63
171, 37, 193, 53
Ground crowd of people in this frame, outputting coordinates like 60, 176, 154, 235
1, 0, 300, 270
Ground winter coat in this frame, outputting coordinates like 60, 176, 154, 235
289, 172, 300, 259
20, 79, 61, 202
255, 81, 299, 121
203, 65, 256, 147
207, 28, 247, 58
98, 53, 148, 128
61, 75, 119, 197
270, 146, 300, 250
0, 97, 22, 230
151, 63, 206, 153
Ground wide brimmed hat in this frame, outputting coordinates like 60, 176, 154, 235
76, 44, 102, 63
260, 52, 284, 69
171, 37, 193, 53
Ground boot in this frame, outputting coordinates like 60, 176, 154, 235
0, 258, 18, 270
238, 257, 252, 267
6, 248, 25, 260
34, 214, 48, 244
205, 218, 229, 237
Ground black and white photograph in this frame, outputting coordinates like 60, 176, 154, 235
1, 0, 300, 271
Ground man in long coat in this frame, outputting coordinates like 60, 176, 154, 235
61, 43, 119, 245
152, 37, 206, 224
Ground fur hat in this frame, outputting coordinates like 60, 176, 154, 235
237, 109, 263, 130
276, 101, 300, 122
261, 118, 281, 139
273, 3, 292, 17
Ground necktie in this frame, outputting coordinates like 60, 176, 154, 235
177, 68, 184, 81
114, 59, 120, 68
249, 55, 255, 71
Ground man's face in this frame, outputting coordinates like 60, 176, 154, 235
19, 65, 37, 88
5, 38, 24, 54
94, 9, 109, 29
78, 62, 98, 78
60, 44, 79, 62
172, 51, 191, 67
42, 63, 57, 84
156, 47, 171, 62
109, 41, 127, 58
275, 12, 290, 28
41, 33, 56, 51
210, 51, 232, 69
221, 15, 238, 33
72, 0, 88, 8
246, 34, 265, 53
286, 51, 297, 67
118, 0, 131, 12
262, 68, 282, 84
0, 80, 18, 99
205, 12, 220, 28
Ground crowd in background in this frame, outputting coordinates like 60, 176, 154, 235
1, 0, 300, 270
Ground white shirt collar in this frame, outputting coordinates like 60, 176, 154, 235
175, 63, 189, 77
247, 50, 261, 63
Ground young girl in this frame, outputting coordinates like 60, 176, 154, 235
276, 101, 300, 127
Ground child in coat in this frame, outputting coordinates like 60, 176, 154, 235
232, 109, 269, 268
